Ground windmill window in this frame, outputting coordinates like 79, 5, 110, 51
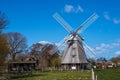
72, 55, 76, 57
68, 40, 71, 42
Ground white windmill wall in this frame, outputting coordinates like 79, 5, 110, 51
61, 35, 88, 70
77, 40, 88, 63
62, 40, 88, 64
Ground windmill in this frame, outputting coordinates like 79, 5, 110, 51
49, 12, 99, 70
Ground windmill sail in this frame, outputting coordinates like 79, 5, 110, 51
53, 12, 73, 33
52, 12, 99, 70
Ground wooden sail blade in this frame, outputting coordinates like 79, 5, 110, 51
53, 12, 73, 33
83, 41, 96, 56
48, 38, 66, 55
76, 13, 99, 33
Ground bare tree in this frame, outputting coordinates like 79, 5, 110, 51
30, 43, 43, 60
30, 43, 51, 70
0, 34, 9, 66
0, 11, 9, 67
30, 42, 60, 70
110, 55, 120, 66
7, 32, 27, 61
0, 11, 8, 30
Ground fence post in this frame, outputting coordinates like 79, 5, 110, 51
92, 68, 98, 80
96, 75, 97, 80
92, 68, 94, 80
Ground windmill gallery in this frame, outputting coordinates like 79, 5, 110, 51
48, 12, 99, 70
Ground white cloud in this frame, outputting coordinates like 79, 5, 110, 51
64, 5, 74, 13
113, 18, 120, 24
112, 42, 119, 46
39, 41, 53, 45
64, 4, 84, 13
76, 5, 84, 13
103, 12, 120, 25
104, 12, 110, 20
94, 40, 120, 54
115, 51, 120, 55
95, 43, 110, 53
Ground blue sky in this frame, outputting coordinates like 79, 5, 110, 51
0, 0, 120, 59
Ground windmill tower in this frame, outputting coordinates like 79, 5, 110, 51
49, 13, 99, 70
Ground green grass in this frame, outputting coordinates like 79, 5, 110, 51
94, 68, 120, 80
7, 70, 92, 80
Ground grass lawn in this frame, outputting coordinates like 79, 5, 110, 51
5, 70, 92, 80
94, 68, 120, 80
